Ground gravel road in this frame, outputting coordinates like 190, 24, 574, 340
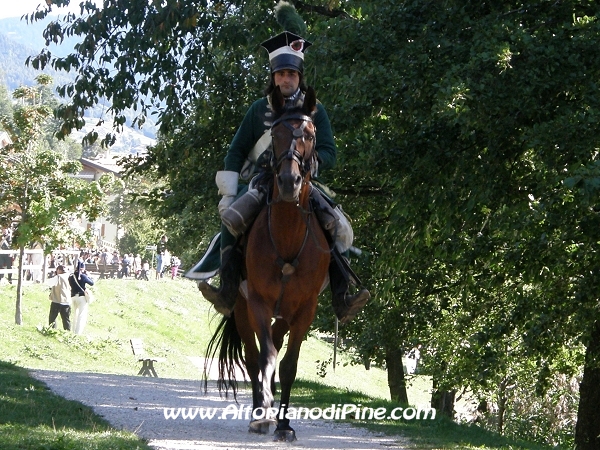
30, 370, 411, 450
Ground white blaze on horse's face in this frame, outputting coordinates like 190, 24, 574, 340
272, 117, 316, 203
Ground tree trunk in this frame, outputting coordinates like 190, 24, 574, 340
385, 346, 409, 404
15, 178, 28, 325
575, 320, 600, 449
14, 243, 24, 325
431, 376, 455, 418
497, 377, 507, 435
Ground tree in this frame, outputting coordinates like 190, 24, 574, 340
0, 75, 107, 325
0, 80, 13, 118
25, 1, 600, 445
311, 1, 599, 446
105, 173, 165, 262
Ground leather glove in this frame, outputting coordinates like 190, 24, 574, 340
215, 171, 239, 216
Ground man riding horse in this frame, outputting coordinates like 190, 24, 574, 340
188, 2, 370, 324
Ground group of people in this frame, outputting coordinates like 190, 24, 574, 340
84, 245, 181, 281
97, 250, 150, 280
155, 235, 181, 280
0, 228, 13, 284
85, 244, 180, 281
44, 239, 180, 335
47, 262, 95, 335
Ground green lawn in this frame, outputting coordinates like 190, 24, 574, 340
0, 278, 552, 449
0, 360, 152, 450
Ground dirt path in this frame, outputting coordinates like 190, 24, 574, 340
30, 370, 411, 450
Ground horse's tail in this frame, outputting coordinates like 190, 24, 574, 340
204, 312, 246, 400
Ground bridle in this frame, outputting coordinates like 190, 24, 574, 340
268, 112, 319, 317
270, 113, 316, 177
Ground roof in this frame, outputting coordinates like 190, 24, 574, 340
79, 157, 123, 176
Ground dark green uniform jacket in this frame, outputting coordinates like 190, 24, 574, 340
223, 95, 337, 178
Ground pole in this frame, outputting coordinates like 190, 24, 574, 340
333, 317, 339, 372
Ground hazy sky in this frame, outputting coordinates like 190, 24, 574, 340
0, 1, 95, 20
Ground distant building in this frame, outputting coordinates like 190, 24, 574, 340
75, 156, 123, 250
0, 131, 12, 149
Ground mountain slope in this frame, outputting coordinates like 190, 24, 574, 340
0, 16, 157, 152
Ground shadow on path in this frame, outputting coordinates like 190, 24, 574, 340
30, 369, 410, 450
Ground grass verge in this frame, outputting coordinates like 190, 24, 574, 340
1, 278, 552, 449
292, 379, 552, 450
0, 360, 151, 450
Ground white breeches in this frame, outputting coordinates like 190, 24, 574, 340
71, 295, 89, 335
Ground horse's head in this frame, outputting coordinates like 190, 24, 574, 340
270, 86, 317, 203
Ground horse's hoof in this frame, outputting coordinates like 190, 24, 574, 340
248, 424, 268, 434
248, 419, 273, 434
273, 429, 297, 442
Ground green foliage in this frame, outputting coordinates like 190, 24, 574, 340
0, 76, 109, 326
0, 81, 12, 119
0, 77, 105, 248
293, 379, 550, 450
21, 0, 600, 445
312, 1, 599, 445
105, 173, 165, 260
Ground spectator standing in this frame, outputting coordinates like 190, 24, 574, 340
110, 251, 120, 278
140, 260, 150, 281
156, 235, 168, 279
47, 265, 71, 330
133, 254, 142, 279
0, 228, 13, 284
120, 253, 132, 278
30, 242, 44, 283
69, 267, 95, 335
170, 255, 181, 280
75, 252, 86, 273
99, 248, 109, 278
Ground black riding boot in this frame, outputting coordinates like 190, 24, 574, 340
197, 245, 242, 317
329, 248, 370, 324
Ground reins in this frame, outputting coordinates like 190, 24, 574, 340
268, 113, 318, 318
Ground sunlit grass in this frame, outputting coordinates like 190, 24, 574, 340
0, 279, 551, 449
0, 360, 151, 450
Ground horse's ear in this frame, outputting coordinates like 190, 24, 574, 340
271, 86, 286, 116
303, 86, 317, 116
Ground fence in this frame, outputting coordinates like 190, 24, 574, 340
0, 249, 81, 284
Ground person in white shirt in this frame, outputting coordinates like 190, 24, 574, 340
47, 265, 71, 330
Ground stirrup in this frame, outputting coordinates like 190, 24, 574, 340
197, 281, 234, 317
336, 288, 370, 324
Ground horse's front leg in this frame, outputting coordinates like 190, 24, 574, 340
247, 300, 278, 431
271, 319, 289, 395
273, 320, 311, 442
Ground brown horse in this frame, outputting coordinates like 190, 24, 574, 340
205, 86, 331, 441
